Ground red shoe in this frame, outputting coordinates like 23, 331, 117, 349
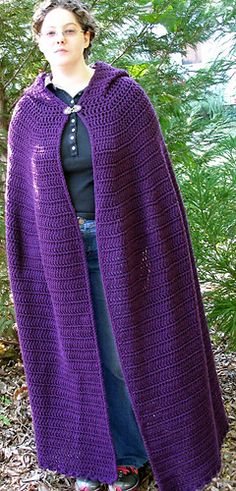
108, 466, 139, 491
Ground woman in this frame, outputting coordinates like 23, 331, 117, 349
5, 1, 229, 491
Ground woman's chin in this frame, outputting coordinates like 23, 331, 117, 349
50, 58, 72, 68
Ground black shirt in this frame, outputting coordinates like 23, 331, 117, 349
45, 77, 95, 219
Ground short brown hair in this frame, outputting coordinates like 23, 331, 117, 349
32, 0, 99, 59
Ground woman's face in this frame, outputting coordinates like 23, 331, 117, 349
38, 7, 90, 68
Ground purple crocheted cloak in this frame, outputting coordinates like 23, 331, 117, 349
5, 61, 229, 491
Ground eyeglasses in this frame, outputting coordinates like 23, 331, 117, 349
40, 28, 84, 39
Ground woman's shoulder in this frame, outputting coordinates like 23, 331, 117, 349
8, 97, 31, 138
11, 93, 30, 120
9, 72, 52, 129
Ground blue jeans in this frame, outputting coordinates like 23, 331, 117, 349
78, 218, 148, 468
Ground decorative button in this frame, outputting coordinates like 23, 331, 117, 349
72, 146, 76, 151
78, 217, 85, 225
71, 118, 75, 123
70, 135, 75, 140
71, 99, 74, 104
72, 128, 75, 132
63, 104, 81, 114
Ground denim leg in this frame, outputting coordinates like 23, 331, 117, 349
79, 221, 148, 467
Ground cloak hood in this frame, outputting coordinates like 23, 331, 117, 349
5, 61, 229, 491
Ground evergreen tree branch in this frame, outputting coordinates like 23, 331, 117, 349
111, 25, 149, 64
4, 48, 35, 91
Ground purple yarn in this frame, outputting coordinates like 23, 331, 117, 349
5, 61, 229, 490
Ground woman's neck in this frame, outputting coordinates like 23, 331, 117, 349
51, 62, 95, 96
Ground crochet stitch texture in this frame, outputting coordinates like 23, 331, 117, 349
5, 61, 229, 491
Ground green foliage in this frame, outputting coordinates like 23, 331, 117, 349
0, 395, 12, 426
0, 0, 236, 353
179, 97, 236, 350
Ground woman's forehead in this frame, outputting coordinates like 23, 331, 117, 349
41, 7, 79, 26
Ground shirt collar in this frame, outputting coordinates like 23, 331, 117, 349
45, 73, 54, 88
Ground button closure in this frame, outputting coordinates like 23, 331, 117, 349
63, 104, 81, 114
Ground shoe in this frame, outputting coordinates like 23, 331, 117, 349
138, 462, 153, 487
75, 477, 107, 491
108, 465, 139, 491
